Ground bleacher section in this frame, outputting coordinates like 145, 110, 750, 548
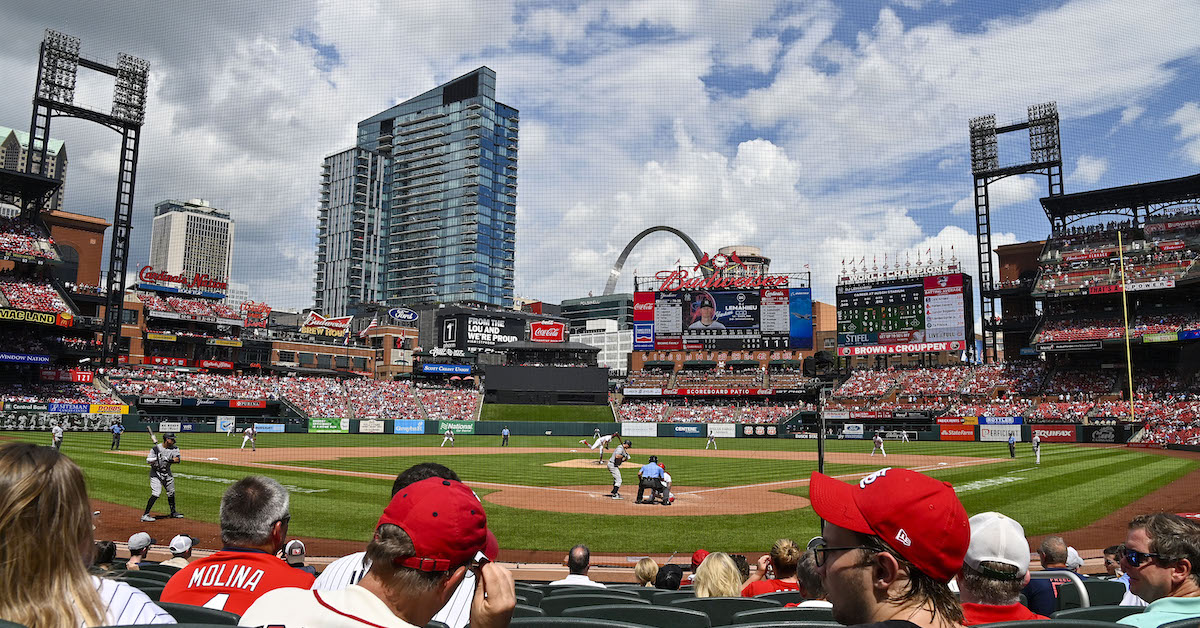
0, 276, 68, 312
0, 217, 59, 261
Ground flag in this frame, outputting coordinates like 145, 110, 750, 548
359, 315, 379, 338
343, 331, 350, 345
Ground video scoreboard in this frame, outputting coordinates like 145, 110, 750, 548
633, 288, 813, 351
836, 273, 972, 356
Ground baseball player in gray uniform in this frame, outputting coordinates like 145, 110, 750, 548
51, 423, 64, 450
142, 431, 183, 521
607, 440, 632, 499
1032, 434, 1041, 464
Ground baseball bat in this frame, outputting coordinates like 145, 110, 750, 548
147, 426, 158, 444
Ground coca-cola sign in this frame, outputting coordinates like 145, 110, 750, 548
529, 320, 565, 343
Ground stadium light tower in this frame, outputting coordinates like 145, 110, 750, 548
25, 29, 150, 366
969, 102, 1063, 363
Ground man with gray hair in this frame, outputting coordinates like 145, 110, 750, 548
161, 475, 314, 615
1117, 513, 1200, 628
1022, 534, 1087, 616
957, 512, 1047, 625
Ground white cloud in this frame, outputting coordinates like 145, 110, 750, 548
1068, 155, 1108, 185
950, 175, 1039, 215
1119, 105, 1146, 126
1168, 102, 1200, 164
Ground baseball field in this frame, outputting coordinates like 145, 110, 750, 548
4, 431, 1198, 557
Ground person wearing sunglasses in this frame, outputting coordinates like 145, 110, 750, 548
1115, 513, 1200, 628
1105, 544, 1149, 608
807, 467, 969, 628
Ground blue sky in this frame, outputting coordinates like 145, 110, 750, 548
1, 0, 1197, 315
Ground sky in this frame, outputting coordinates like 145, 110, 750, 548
2, 0, 1198, 315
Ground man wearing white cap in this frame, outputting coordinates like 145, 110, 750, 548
126, 532, 156, 571
956, 512, 1048, 625
285, 540, 317, 576
162, 535, 196, 568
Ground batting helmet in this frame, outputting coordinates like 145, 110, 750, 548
624, 440, 632, 448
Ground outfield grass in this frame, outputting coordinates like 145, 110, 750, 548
479, 404, 615, 422
6, 431, 1195, 553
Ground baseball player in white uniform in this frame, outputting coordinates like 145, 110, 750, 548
607, 440, 631, 499
51, 423, 64, 450
1032, 434, 1041, 464
441, 429, 455, 447
240, 426, 257, 451
225, 420, 235, 437
871, 433, 886, 457
581, 431, 619, 463
705, 433, 718, 450
900, 430, 910, 443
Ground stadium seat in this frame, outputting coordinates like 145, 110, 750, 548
732, 606, 834, 623
428, 621, 450, 628
1052, 606, 1145, 622
963, 620, 1118, 628
670, 597, 781, 626
651, 590, 696, 605
514, 586, 544, 606
627, 587, 663, 602
514, 604, 547, 618
510, 617, 647, 628
539, 594, 649, 616
130, 585, 163, 602
115, 570, 172, 583
136, 564, 181, 576
0, 620, 27, 628
1160, 619, 1200, 628
733, 622, 842, 628
1058, 580, 1128, 610
154, 602, 239, 625
754, 591, 804, 605
543, 586, 639, 598
562, 603, 711, 628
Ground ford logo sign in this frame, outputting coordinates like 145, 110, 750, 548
389, 308, 418, 322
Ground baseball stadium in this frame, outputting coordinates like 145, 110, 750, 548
3, 13, 1200, 628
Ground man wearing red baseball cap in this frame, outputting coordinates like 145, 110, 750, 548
807, 467, 969, 628
240, 477, 515, 628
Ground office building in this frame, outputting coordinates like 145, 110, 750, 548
0, 125, 67, 212
560, 293, 634, 334
314, 147, 386, 316
148, 198, 234, 284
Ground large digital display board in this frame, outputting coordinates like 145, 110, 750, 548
633, 288, 812, 351
836, 273, 972, 356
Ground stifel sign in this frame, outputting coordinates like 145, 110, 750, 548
529, 321, 565, 343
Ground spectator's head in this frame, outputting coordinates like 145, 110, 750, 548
284, 539, 306, 566
694, 552, 742, 598
363, 477, 490, 626
634, 557, 659, 586
168, 534, 195, 559
1038, 536, 1068, 568
808, 468, 968, 626
567, 544, 591, 576
0, 442, 107, 627
730, 554, 750, 581
391, 462, 459, 497
1123, 513, 1200, 602
1104, 545, 1123, 577
770, 538, 802, 579
220, 475, 291, 552
796, 549, 825, 600
691, 549, 710, 574
956, 512, 1030, 606
1066, 546, 1085, 571
128, 532, 155, 558
655, 564, 684, 590
93, 540, 117, 568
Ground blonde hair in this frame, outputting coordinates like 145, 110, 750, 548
634, 557, 659, 586
770, 538, 802, 578
694, 552, 743, 598
0, 443, 106, 627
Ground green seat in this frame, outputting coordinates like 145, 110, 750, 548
114, 570, 172, 583
961, 620, 1122, 628
652, 590, 696, 605
514, 604, 547, 618
734, 606, 834, 624
1160, 619, 1200, 628
734, 622, 843, 628
130, 585, 163, 602
544, 586, 638, 598
0, 619, 29, 627
754, 591, 804, 605
510, 617, 648, 628
671, 597, 782, 626
515, 586, 545, 606
628, 587, 662, 602
563, 603, 712, 628
1053, 606, 1145, 622
155, 602, 240, 625
136, 564, 181, 576
539, 594, 649, 617
427, 621, 449, 628
1058, 580, 1128, 610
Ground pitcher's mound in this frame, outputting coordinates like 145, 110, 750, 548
547, 458, 608, 468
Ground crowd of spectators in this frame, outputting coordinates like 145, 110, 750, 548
0, 217, 57, 260
616, 398, 811, 423
417, 386, 480, 421
345, 378, 422, 420
1043, 368, 1117, 395
0, 275, 67, 312
674, 367, 764, 387
767, 367, 812, 388
626, 370, 672, 388
832, 370, 896, 397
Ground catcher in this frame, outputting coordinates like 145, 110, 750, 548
636, 455, 667, 505
141, 429, 183, 521
606, 439, 632, 499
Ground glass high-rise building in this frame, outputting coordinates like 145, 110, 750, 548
316, 67, 517, 315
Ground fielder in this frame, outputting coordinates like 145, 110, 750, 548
110, 421, 125, 450
225, 420, 235, 437
871, 432, 886, 457
440, 428, 455, 447
51, 422, 64, 450
705, 433, 718, 450
241, 425, 257, 451
607, 439, 632, 499
900, 430, 910, 443
1032, 434, 1041, 464
142, 430, 183, 521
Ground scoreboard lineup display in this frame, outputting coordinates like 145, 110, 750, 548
632, 287, 813, 351
836, 273, 972, 356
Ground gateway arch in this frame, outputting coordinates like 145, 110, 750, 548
603, 226, 711, 295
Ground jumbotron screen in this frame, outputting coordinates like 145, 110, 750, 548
632, 288, 812, 351
835, 273, 972, 356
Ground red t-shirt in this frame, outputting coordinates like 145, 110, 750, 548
161, 548, 316, 615
961, 602, 1048, 625
741, 579, 801, 597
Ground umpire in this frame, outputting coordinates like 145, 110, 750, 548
607, 439, 631, 500
636, 455, 667, 505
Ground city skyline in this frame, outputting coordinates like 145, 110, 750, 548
0, 1, 1197, 315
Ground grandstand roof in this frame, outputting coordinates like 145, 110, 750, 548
1040, 172, 1200, 220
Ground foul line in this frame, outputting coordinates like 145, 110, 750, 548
684, 457, 1004, 494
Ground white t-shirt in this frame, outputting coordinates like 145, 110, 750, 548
548, 574, 605, 588
311, 552, 477, 628
94, 576, 176, 625
239, 584, 417, 628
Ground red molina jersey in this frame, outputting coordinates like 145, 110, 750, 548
161, 549, 315, 615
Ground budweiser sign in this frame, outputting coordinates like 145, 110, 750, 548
139, 266, 228, 291
300, 311, 352, 337
529, 320, 566, 343
653, 269, 790, 292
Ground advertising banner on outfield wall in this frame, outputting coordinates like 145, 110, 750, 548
940, 426, 975, 441
309, 417, 349, 433
158, 421, 182, 432
672, 423, 705, 437
1080, 425, 1129, 443
254, 423, 286, 433
621, 423, 658, 438
936, 417, 964, 424
394, 420, 425, 434
980, 425, 1021, 442
981, 416, 1023, 425
359, 420, 385, 434
217, 417, 235, 433
708, 423, 737, 438
823, 410, 851, 420
962, 416, 979, 425
740, 424, 779, 438
1031, 425, 1076, 442
842, 423, 864, 439
440, 421, 476, 435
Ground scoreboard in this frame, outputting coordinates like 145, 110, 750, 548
836, 273, 972, 356
632, 288, 813, 351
